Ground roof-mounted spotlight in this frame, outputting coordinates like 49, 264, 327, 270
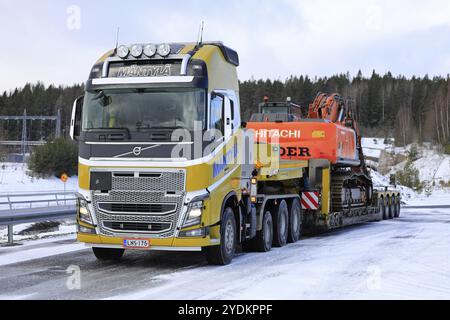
143, 44, 157, 57
117, 45, 129, 59
157, 43, 171, 57
130, 44, 143, 58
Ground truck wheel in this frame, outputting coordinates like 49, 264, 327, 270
381, 197, 388, 220
288, 199, 302, 243
395, 197, 401, 218
392, 196, 398, 218
205, 207, 236, 265
377, 197, 384, 219
273, 200, 289, 247
92, 248, 124, 261
243, 211, 273, 253
388, 196, 394, 219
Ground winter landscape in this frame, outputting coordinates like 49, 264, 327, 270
0, 138, 449, 300
1, 0, 450, 304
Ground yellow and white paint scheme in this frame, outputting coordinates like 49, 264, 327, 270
76, 43, 248, 251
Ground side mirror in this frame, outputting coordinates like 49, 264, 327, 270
70, 95, 84, 141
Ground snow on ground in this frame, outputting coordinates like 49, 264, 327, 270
0, 222, 76, 244
0, 205, 448, 300
406, 189, 450, 206
110, 205, 450, 300
363, 138, 450, 202
0, 162, 78, 193
362, 138, 391, 160
0, 162, 78, 244
389, 150, 450, 187
0, 234, 83, 267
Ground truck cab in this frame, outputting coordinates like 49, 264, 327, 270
71, 42, 255, 265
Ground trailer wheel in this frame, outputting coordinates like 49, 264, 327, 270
377, 197, 384, 219
381, 197, 388, 220
388, 196, 394, 219
92, 248, 124, 261
288, 199, 302, 243
395, 197, 401, 218
273, 200, 289, 247
205, 207, 236, 265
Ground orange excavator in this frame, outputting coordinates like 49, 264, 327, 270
248, 93, 374, 214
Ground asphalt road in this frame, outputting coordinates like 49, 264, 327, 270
0, 206, 449, 300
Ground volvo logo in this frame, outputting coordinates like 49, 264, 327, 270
132, 147, 142, 156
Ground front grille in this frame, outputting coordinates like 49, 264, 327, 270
92, 170, 186, 238
98, 202, 177, 214
112, 171, 185, 192
103, 221, 172, 233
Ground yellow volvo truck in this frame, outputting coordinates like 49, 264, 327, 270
70, 41, 400, 265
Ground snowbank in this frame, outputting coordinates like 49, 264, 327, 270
389, 151, 450, 186
0, 162, 78, 193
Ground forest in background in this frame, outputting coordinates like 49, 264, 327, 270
1, 71, 450, 148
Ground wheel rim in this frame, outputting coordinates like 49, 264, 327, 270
389, 198, 393, 217
386, 199, 389, 217
280, 211, 287, 237
292, 208, 300, 234
225, 220, 234, 254
292, 210, 299, 234
264, 217, 272, 248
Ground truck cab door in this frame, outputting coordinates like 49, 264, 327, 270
224, 96, 233, 140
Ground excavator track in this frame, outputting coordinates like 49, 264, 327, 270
331, 172, 350, 213
331, 171, 372, 213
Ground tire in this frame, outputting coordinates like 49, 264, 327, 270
92, 248, 125, 261
381, 197, 388, 220
287, 199, 302, 243
395, 197, 401, 218
273, 200, 289, 248
392, 196, 398, 218
388, 196, 395, 219
243, 211, 273, 253
205, 207, 236, 265
376, 197, 383, 220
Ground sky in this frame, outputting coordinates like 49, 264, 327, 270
1, 0, 450, 92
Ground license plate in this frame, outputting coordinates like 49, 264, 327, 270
123, 239, 151, 249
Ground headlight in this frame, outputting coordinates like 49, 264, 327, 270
183, 201, 203, 228
157, 43, 171, 57
130, 44, 143, 58
78, 198, 93, 225
117, 45, 129, 59
143, 44, 157, 57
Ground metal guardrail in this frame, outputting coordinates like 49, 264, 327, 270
0, 191, 77, 208
0, 191, 77, 245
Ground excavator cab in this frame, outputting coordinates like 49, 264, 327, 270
250, 97, 303, 122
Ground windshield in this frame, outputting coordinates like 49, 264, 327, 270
82, 88, 206, 132
262, 106, 289, 114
